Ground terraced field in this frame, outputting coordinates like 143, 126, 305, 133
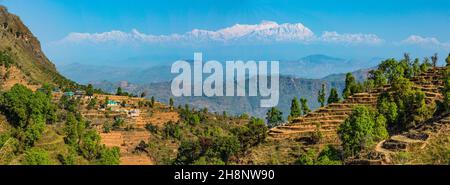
268, 67, 445, 144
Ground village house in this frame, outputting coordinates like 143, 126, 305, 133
128, 109, 140, 117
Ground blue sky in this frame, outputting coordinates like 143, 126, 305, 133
1, 0, 450, 66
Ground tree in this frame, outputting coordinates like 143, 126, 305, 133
24, 148, 52, 165
169, 97, 174, 110
446, 53, 450, 67
163, 121, 181, 140
64, 113, 85, 146
140, 91, 147, 98
337, 106, 388, 157
87, 98, 97, 110
79, 130, 102, 160
431, 53, 438, 68
295, 149, 316, 165
300, 98, 311, 115
174, 140, 202, 165
343, 73, 357, 99
315, 145, 342, 165
290, 97, 302, 118
412, 58, 421, 77
444, 70, 450, 111
150, 96, 155, 108
86, 84, 94, 97
266, 107, 283, 128
235, 117, 267, 151
377, 93, 398, 127
327, 88, 340, 104
116, 87, 123, 96
97, 147, 120, 165
0, 84, 55, 148
420, 57, 432, 73
213, 136, 240, 164
0, 49, 14, 68
318, 83, 326, 107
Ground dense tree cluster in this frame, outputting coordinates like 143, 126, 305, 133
295, 145, 342, 165
338, 106, 388, 157
0, 84, 56, 150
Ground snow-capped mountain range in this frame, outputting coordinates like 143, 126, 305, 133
59, 20, 382, 45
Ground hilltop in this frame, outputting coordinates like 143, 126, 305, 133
0, 6, 76, 90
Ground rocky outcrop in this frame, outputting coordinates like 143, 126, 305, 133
0, 5, 74, 89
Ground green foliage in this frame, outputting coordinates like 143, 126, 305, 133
150, 96, 155, 108
24, 148, 52, 165
57, 148, 76, 165
234, 117, 267, 151
0, 50, 15, 68
213, 135, 240, 163
343, 73, 357, 99
64, 113, 85, 146
79, 130, 102, 160
420, 57, 432, 73
97, 147, 120, 165
290, 96, 301, 117
0, 84, 56, 149
163, 121, 181, 140
444, 68, 450, 111
377, 93, 398, 127
0, 133, 10, 148
116, 87, 123, 96
431, 53, 438, 67
316, 145, 342, 165
87, 98, 97, 110
140, 91, 147, 98
295, 149, 316, 165
145, 123, 159, 134
446, 53, 450, 67
112, 117, 125, 129
327, 88, 340, 104
86, 84, 94, 96
383, 77, 435, 130
311, 123, 323, 144
318, 83, 326, 107
338, 106, 388, 157
169, 97, 174, 109
193, 156, 225, 165
174, 139, 202, 165
266, 107, 284, 128
300, 98, 310, 115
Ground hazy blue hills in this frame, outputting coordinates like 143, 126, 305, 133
58, 54, 377, 118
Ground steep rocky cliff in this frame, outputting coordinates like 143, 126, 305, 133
0, 5, 75, 90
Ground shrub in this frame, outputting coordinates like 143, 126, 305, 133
338, 106, 388, 157
24, 148, 52, 165
97, 147, 120, 165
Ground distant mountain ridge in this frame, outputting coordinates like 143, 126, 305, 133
58, 54, 381, 84
91, 67, 372, 118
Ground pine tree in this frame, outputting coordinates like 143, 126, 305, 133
343, 73, 356, 99
431, 53, 438, 68
290, 96, 302, 117
446, 53, 450, 67
327, 88, 340, 104
150, 96, 155, 108
169, 97, 174, 110
116, 87, 123, 96
266, 107, 283, 128
318, 83, 326, 107
86, 84, 94, 97
300, 98, 311, 115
